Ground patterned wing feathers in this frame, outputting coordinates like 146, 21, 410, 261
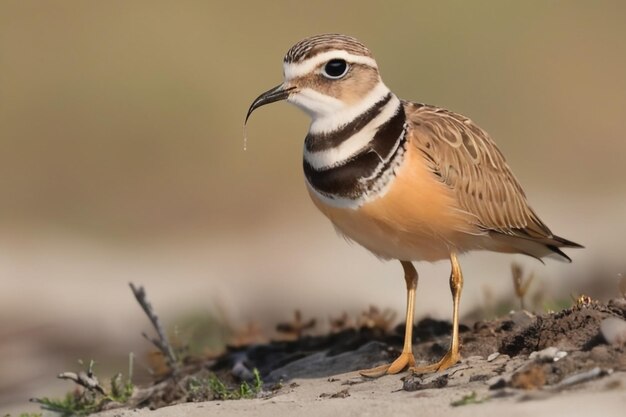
404, 102, 563, 245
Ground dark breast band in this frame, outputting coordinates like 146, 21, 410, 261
305, 93, 392, 152
303, 104, 407, 201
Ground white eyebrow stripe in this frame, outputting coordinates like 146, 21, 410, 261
283, 50, 378, 79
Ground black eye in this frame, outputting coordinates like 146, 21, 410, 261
322, 59, 349, 79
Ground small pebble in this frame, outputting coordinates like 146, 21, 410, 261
487, 352, 500, 362
554, 367, 610, 389
600, 317, 626, 345
529, 346, 567, 362
510, 310, 535, 327
488, 378, 507, 390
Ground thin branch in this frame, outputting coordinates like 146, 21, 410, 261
129, 282, 178, 373
57, 369, 106, 396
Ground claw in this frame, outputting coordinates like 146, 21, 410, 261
360, 351, 416, 378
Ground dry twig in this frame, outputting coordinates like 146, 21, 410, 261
329, 312, 354, 332
618, 273, 626, 299
511, 263, 534, 310
276, 310, 316, 339
358, 306, 396, 332
58, 360, 106, 396
129, 282, 178, 373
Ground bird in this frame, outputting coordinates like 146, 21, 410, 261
244, 34, 582, 377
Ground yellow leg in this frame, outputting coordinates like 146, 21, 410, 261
360, 261, 418, 378
410, 252, 463, 373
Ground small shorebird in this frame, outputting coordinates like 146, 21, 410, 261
245, 34, 581, 377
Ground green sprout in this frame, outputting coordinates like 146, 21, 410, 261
31, 355, 135, 416
450, 391, 487, 407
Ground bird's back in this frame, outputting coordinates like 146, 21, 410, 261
403, 101, 582, 261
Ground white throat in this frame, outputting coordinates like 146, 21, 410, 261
288, 81, 391, 133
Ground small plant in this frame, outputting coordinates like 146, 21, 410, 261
3, 414, 42, 417
572, 293, 596, 308
32, 391, 100, 417
450, 391, 486, 407
329, 312, 354, 332
210, 368, 262, 400
276, 310, 316, 340
358, 306, 397, 332
511, 263, 534, 310
186, 369, 263, 401
31, 356, 134, 416
241, 368, 263, 398
109, 372, 134, 403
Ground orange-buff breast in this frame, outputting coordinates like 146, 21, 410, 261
307, 143, 481, 262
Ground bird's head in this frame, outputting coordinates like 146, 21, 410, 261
245, 34, 391, 134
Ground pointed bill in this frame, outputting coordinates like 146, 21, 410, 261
245, 83, 296, 125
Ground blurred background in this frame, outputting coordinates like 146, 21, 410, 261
1, 0, 625, 413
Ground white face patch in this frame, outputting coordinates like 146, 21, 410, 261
287, 88, 344, 119
283, 50, 378, 80
307, 81, 391, 134
287, 80, 391, 134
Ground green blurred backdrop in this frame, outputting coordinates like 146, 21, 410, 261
1, 0, 625, 413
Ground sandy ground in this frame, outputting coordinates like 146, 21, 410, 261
0, 215, 577, 413
89, 300, 626, 417
2, 195, 623, 414
95, 369, 626, 417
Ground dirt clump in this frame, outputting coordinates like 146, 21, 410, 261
103, 299, 626, 411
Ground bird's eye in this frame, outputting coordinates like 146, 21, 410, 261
322, 59, 349, 79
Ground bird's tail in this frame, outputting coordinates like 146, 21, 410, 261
490, 232, 583, 263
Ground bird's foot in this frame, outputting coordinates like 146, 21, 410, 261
409, 349, 460, 374
359, 351, 416, 378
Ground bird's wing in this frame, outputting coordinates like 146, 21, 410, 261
404, 101, 553, 241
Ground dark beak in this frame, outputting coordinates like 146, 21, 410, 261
245, 84, 295, 124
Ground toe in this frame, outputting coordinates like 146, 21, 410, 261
359, 364, 391, 378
